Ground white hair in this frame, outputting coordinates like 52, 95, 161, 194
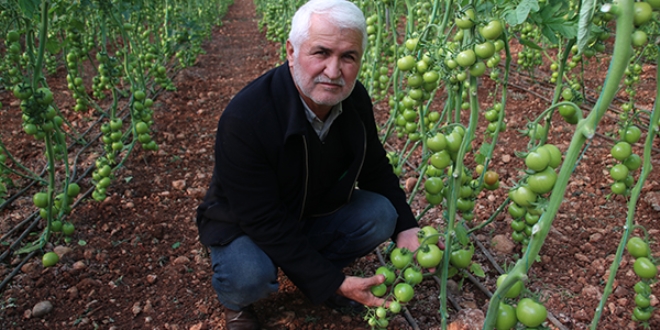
288, 0, 367, 54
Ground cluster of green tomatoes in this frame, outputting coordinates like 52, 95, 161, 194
366, 226, 443, 329
625, 236, 657, 323
507, 142, 562, 246
609, 125, 642, 196
493, 273, 549, 329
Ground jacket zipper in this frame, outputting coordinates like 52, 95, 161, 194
299, 136, 310, 221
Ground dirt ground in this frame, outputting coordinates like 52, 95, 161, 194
1, 0, 659, 329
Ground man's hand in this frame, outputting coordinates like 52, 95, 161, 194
395, 227, 421, 252
336, 275, 386, 307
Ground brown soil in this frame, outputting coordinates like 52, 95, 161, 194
1, 0, 659, 329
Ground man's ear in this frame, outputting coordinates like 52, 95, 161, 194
285, 40, 295, 65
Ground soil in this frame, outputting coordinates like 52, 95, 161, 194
1, 0, 659, 329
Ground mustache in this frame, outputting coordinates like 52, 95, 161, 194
314, 75, 345, 86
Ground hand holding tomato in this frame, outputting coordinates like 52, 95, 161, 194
337, 275, 387, 308
396, 227, 445, 252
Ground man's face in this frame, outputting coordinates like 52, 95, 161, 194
287, 15, 363, 114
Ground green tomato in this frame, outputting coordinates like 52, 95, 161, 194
509, 186, 537, 207
527, 166, 557, 194
394, 282, 414, 303
418, 225, 439, 244
455, 49, 477, 68
627, 237, 650, 258
480, 20, 504, 40
525, 148, 551, 172
508, 203, 526, 219
611, 141, 632, 161
450, 246, 473, 269
496, 274, 524, 299
634, 293, 650, 308
397, 55, 416, 71
539, 144, 562, 169
389, 300, 402, 314
633, 306, 652, 321
633, 2, 653, 26
634, 281, 651, 295
33, 192, 49, 208
376, 266, 396, 285
390, 248, 413, 269
623, 154, 642, 171
633, 257, 657, 279
516, 298, 547, 327
495, 302, 518, 330
424, 177, 444, 195
469, 61, 487, 77
416, 244, 443, 269
426, 133, 447, 152
42, 252, 59, 267
370, 283, 387, 297
62, 222, 75, 236
474, 41, 496, 59
403, 266, 423, 285
610, 164, 629, 181
455, 8, 475, 29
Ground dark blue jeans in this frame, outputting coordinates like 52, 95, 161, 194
209, 189, 398, 310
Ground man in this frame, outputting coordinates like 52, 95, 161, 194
196, 0, 421, 329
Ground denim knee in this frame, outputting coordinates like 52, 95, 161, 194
209, 237, 279, 310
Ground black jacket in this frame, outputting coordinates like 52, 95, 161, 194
196, 62, 418, 304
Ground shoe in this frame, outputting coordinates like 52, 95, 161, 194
324, 293, 365, 315
225, 305, 261, 330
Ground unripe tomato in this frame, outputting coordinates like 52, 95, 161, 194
394, 283, 414, 302
611, 141, 632, 160
495, 302, 518, 330
390, 248, 413, 269
627, 237, 650, 258
525, 148, 550, 172
633, 257, 657, 279
635, 293, 651, 308
416, 244, 443, 268
516, 298, 547, 327
62, 222, 75, 236
527, 167, 557, 194
418, 225, 439, 244
623, 154, 642, 171
480, 20, 504, 40
633, 306, 652, 321
456, 49, 476, 68
455, 9, 475, 29
397, 55, 416, 71
539, 144, 562, 169
375, 266, 396, 285
33, 192, 49, 208
426, 133, 447, 152
403, 266, 423, 285
450, 246, 473, 269
474, 41, 496, 59
424, 177, 444, 195
496, 274, 524, 298
42, 252, 59, 267
633, 2, 653, 26
509, 186, 537, 207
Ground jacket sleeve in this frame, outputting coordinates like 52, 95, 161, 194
214, 111, 345, 305
352, 84, 419, 239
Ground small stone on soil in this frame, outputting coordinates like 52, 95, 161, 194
31, 300, 53, 318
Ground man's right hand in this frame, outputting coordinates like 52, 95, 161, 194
336, 275, 387, 307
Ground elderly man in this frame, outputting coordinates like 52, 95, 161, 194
196, 0, 421, 328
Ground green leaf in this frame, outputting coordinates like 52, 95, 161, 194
518, 37, 543, 51
577, 0, 597, 54
78, 240, 87, 246
454, 223, 469, 246
470, 263, 486, 277
447, 267, 459, 278
516, 0, 540, 23
124, 176, 133, 183
171, 242, 181, 249
17, 0, 40, 18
